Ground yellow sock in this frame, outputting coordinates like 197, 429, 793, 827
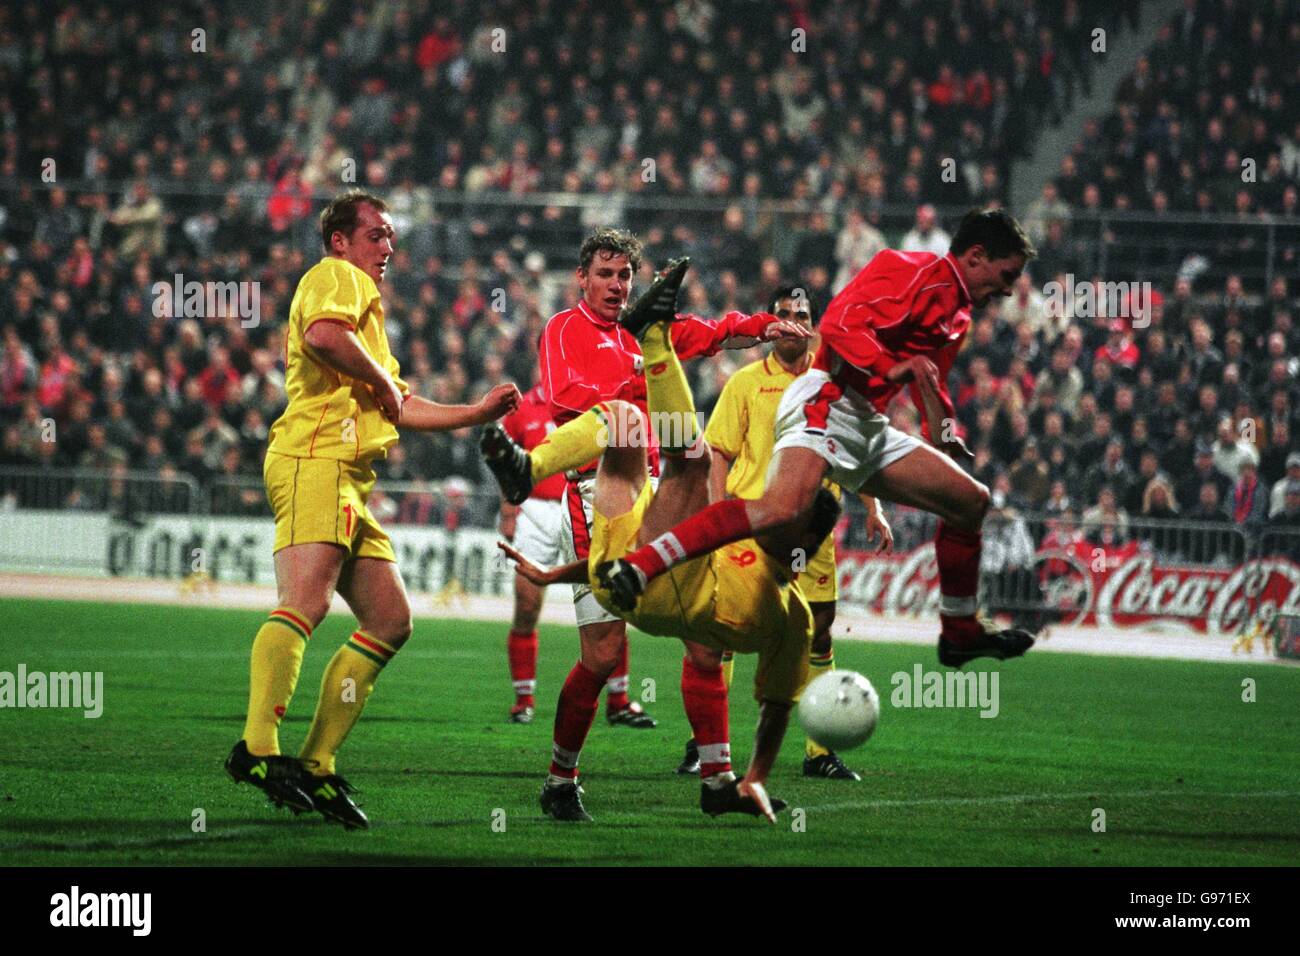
720, 652, 734, 690
805, 651, 835, 758
530, 407, 607, 482
242, 607, 313, 756
299, 630, 398, 776
639, 321, 699, 454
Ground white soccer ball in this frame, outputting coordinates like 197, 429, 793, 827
798, 670, 880, 752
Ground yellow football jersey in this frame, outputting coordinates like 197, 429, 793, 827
267, 257, 408, 463
704, 354, 841, 502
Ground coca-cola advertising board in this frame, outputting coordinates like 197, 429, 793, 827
835, 538, 1300, 638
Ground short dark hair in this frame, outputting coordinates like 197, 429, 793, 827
320, 190, 389, 251
950, 207, 1036, 261
578, 228, 643, 273
770, 283, 819, 323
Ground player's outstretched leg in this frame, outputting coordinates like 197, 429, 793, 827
863, 446, 1036, 666
617, 256, 690, 338
481, 400, 631, 506
480, 423, 533, 505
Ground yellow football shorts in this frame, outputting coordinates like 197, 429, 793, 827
589, 478, 812, 704
263, 451, 395, 561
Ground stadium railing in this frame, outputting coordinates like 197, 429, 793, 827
0, 465, 200, 516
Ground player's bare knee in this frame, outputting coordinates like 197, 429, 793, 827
282, 594, 330, 629
367, 614, 413, 648
964, 482, 992, 530
514, 599, 541, 632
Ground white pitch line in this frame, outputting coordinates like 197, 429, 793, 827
802, 788, 1300, 814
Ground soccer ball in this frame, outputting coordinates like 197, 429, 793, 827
798, 670, 880, 752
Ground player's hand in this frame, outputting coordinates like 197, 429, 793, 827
477, 383, 521, 422
756, 314, 813, 342
885, 355, 941, 392
497, 540, 553, 586
371, 376, 405, 423
941, 433, 976, 468
865, 510, 894, 553
738, 778, 778, 824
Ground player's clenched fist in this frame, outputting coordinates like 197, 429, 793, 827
477, 382, 522, 421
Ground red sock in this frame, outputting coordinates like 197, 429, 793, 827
935, 520, 982, 646
624, 498, 753, 581
549, 661, 604, 779
507, 629, 538, 708
681, 657, 731, 777
605, 636, 631, 712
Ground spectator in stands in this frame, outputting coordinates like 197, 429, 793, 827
1212, 417, 1259, 480
1180, 441, 1231, 512
1229, 459, 1268, 531
1081, 485, 1130, 547
1184, 481, 1234, 566
108, 180, 164, 258
1083, 438, 1133, 507
900, 204, 950, 257
1023, 181, 1071, 246
832, 207, 886, 293
1269, 452, 1300, 518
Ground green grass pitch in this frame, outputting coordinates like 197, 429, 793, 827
1, 598, 1297, 866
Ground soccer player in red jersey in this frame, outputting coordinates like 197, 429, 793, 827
480, 231, 807, 816
495, 377, 569, 724
601, 209, 1041, 667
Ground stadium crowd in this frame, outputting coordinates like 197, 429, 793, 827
0, 0, 1298, 564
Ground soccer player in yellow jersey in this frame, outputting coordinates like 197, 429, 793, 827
224, 191, 520, 828
693, 285, 895, 781
500, 261, 828, 823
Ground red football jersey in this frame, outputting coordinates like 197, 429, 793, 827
539, 298, 766, 472
501, 384, 566, 501
814, 249, 973, 441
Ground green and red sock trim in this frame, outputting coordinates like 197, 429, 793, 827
269, 608, 312, 642
346, 631, 395, 667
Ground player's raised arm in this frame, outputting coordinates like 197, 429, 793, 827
670, 310, 811, 358
399, 383, 521, 432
